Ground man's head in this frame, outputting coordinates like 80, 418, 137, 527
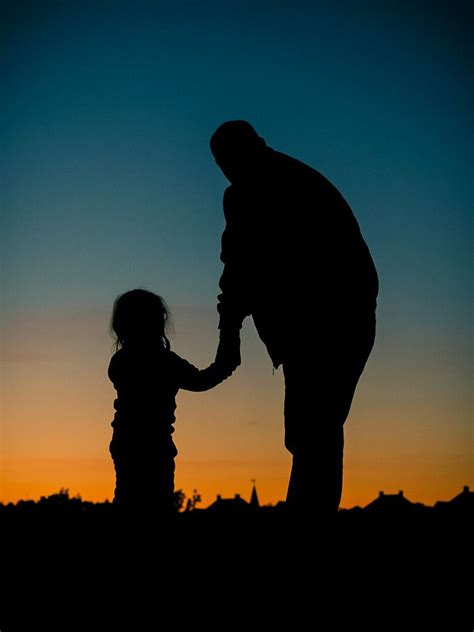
210, 120, 267, 183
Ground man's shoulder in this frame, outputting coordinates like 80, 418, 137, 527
270, 149, 346, 201
270, 149, 321, 179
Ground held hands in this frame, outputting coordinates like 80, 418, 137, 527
215, 331, 241, 376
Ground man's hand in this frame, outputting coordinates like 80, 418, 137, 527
215, 332, 241, 373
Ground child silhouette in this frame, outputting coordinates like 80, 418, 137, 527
108, 289, 235, 515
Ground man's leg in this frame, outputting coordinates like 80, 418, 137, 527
285, 423, 344, 514
283, 360, 346, 515
283, 320, 375, 516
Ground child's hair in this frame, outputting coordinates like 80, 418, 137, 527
111, 289, 171, 351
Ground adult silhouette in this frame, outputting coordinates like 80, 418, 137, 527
211, 121, 379, 516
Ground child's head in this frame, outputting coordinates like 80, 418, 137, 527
111, 289, 171, 351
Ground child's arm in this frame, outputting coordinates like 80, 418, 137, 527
175, 356, 236, 392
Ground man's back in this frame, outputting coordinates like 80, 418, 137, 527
220, 146, 378, 363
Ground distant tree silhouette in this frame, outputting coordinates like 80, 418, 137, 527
40, 487, 71, 502
37, 488, 83, 510
174, 489, 186, 512
185, 489, 202, 512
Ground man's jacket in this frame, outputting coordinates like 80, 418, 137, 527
217, 148, 379, 367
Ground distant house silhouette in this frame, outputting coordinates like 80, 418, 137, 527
364, 490, 425, 514
434, 486, 473, 514
207, 493, 249, 513
207, 483, 261, 513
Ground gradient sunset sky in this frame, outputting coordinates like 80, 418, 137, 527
2, 1, 472, 508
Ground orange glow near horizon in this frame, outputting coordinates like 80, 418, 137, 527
1, 447, 470, 509
1, 307, 472, 509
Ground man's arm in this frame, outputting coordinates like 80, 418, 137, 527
215, 187, 252, 368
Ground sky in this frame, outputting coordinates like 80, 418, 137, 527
1, 0, 472, 508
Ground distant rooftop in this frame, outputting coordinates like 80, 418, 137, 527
207, 483, 261, 512
364, 490, 415, 512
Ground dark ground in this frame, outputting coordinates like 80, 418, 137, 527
1, 510, 471, 631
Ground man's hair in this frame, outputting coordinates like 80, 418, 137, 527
210, 120, 266, 160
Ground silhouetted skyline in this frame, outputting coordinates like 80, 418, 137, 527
1, 484, 472, 515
